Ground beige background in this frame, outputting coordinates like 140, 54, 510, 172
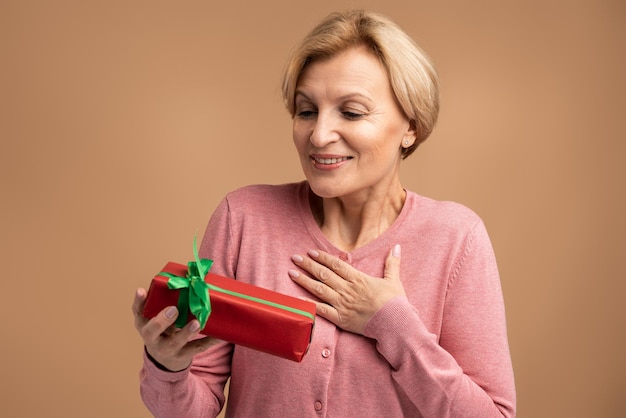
1, 1, 624, 417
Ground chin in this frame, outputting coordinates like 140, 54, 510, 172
306, 178, 347, 199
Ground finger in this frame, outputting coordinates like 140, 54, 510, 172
132, 288, 147, 315
291, 251, 347, 290
132, 288, 148, 329
141, 306, 180, 344
383, 244, 401, 281
313, 299, 358, 333
144, 319, 209, 371
307, 250, 353, 282
180, 335, 220, 357
288, 269, 338, 304
160, 324, 178, 337
151, 319, 209, 365
161, 319, 204, 351
314, 301, 340, 323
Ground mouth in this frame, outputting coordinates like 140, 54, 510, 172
311, 156, 352, 165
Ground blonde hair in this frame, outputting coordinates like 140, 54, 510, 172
281, 10, 440, 158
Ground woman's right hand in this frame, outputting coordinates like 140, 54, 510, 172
132, 288, 218, 372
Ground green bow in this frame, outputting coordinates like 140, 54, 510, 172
157, 237, 213, 329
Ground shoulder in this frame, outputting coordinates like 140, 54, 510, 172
405, 190, 482, 229
401, 191, 488, 248
401, 191, 496, 273
222, 182, 303, 214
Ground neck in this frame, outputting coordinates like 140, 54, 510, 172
311, 183, 406, 252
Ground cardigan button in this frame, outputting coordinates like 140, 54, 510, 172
314, 401, 323, 411
321, 348, 331, 358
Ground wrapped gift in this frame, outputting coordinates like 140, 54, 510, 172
142, 242, 316, 362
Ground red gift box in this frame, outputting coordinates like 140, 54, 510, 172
142, 262, 316, 362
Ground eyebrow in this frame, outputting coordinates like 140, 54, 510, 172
294, 91, 373, 104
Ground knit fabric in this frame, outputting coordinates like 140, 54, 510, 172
139, 181, 516, 417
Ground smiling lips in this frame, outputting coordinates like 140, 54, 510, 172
311, 155, 352, 167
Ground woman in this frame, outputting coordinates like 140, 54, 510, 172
133, 10, 516, 417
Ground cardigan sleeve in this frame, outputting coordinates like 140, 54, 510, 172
138, 197, 236, 418
363, 219, 516, 418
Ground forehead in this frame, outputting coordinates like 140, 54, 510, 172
296, 46, 391, 98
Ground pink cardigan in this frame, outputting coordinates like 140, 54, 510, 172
140, 182, 516, 417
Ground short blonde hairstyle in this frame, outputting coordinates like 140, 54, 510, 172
281, 10, 440, 158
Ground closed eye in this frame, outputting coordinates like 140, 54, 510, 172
342, 111, 364, 120
296, 110, 317, 119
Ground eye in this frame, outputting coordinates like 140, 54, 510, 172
296, 110, 317, 119
342, 111, 364, 120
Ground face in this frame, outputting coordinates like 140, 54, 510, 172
293, 45, 416, 201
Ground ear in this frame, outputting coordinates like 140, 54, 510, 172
401, 119, 419, 149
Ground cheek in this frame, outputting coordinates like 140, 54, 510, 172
292, 121, 307, 149
292, 128, 311, 166
359, 129, 403, 166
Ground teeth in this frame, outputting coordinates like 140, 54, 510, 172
314, 157, 350, 164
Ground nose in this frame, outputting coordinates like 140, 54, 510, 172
309, 112, 340, 147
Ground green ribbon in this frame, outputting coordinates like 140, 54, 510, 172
158, 237, 316, 330
157, 237, 213, 328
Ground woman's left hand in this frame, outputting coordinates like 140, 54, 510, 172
289, 244, 405, 335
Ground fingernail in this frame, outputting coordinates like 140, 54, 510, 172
392, 244, 401, 258
291, 254, 304, 263
189, 320, 200, 332
308, 249, 319, 258
165, 306, 178, 319
288, 269, 300, 278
